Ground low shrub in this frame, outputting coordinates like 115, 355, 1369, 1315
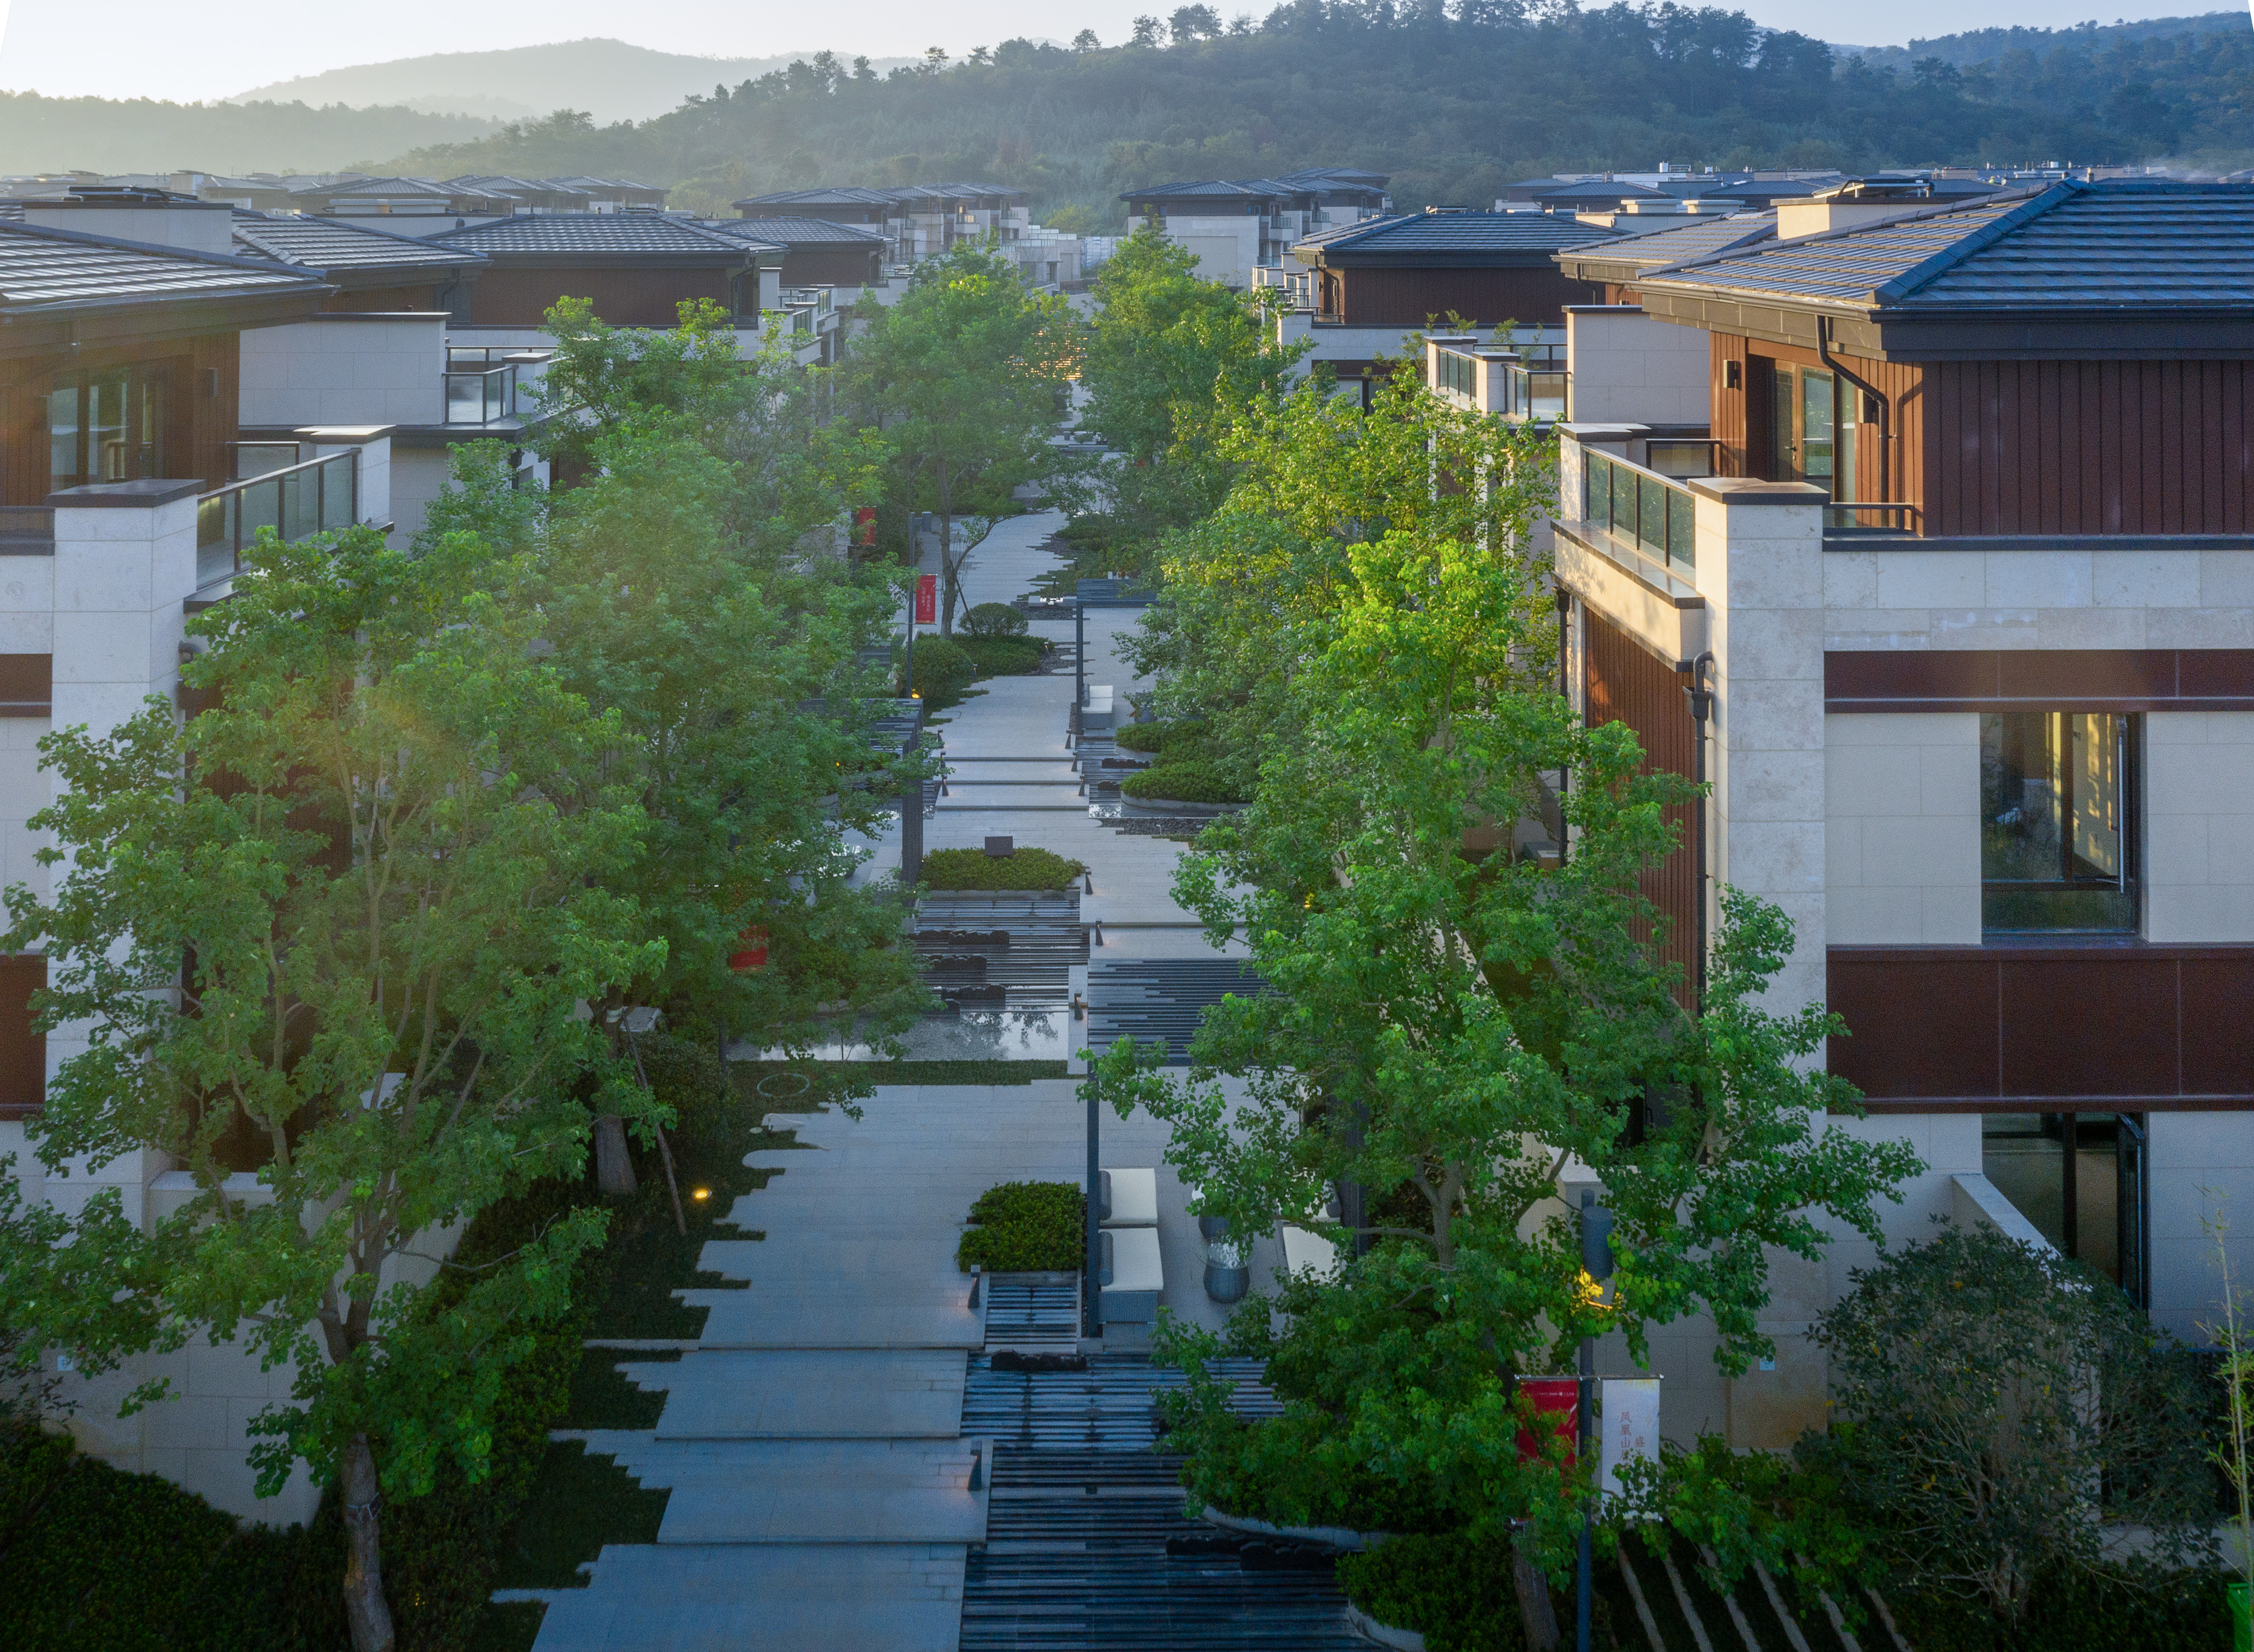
958, 635, 1045, 678
919, 846, 1086, 891
959, 602, 1029, 639
1336, 1532, 1539, 1652
899, 635, 976, 709
1119, 761, 1246, 805
1886, 1566, 2230, 1652
1114, 719, 1210, 755
957, 1180, 1084, 1272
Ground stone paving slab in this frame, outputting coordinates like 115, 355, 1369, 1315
687, 1292, 982, 1351
598, 1437, 990, 1544
640, 1349, 968, 1438
531, 1543, 965, 1652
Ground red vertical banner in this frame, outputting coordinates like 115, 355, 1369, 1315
728, 926, 769, 972
1515, 1377, 1579, 1467
914, 574, 936, 625
854, 506, 876, 547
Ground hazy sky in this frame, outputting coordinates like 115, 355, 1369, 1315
0, 0, 2227, 103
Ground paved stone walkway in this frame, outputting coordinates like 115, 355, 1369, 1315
528, 508, 1269, 1651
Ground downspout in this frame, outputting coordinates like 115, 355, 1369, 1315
1555, 585, 1573, 865
1682, 652, 1715, 1013
1817, 315, 1888, 507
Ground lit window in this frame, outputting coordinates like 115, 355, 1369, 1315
1980, 710, 2137, 934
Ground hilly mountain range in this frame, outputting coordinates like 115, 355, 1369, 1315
228, 40, 918, 127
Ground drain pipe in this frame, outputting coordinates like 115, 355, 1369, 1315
1817, 316, 1889, 508
1555, 585, 1573, 865
1682, 652, 1715, 1012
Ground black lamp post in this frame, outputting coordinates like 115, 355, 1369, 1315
1577, 1189, 1615, 1652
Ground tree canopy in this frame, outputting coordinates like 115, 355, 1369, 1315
372, 7, 2254, 219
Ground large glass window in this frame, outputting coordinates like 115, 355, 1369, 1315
1980, 1112, 2148, 1304
46, 367, 165, 491
1980, 710, 2138, 934
1767, 365, 1859, 499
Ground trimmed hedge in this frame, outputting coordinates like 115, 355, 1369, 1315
1119, 762, 1246, 805
1886, 1567, 2230, 1652
958, 636, 1045, 678
919, 847, 1086, 891
1114, 719, 1209, 755
960, 603, 1029, 639
899, 635, 976, 709
957, 1181, 1084, 1272
1336, 1532, 1537, 1652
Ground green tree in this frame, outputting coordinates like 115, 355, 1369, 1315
1814, 1226, 2216, 1626
1, 524, 658, 1651
1093, 364, 1920, 1564
834, 241, 1079, 633
530, 294, 747, 479
1069, 223, 1309, 558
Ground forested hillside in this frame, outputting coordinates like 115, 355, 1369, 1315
372, 4, 2254, 222
0, 94, 496, 176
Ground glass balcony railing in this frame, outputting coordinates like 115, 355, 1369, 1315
1501, 365, 1569, 422
196, 450, 359, 588
1580, 445, 1697, 572
444, 363, 519, 425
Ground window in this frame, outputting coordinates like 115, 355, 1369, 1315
47, 367, 165, 491
1980, 1112, 2148, 1304
1766, 365, 1858, 499
1980, 710, 2138, 934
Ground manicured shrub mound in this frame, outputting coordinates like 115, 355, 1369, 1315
957, 1180, 1085, 1272
1119, 761, 1246, 804
958, 635, 1045, 677
919, 846, 1085, 891
900, 635, 976, 708
1113, 719, 1210, 755
959, 602, 1030, 638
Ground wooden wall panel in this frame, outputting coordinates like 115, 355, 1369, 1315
1829, 945, 2254, 1106
469, 265, 738, 328
0, 955, 44, 1120
1335, 266, 1605, 329
0, 329, 239, 503
1929, 359, 2254, 536
1583, 607, 1697, 1004
1710, 332, 1750, 476
780, 248, 885, 288
322, 284, 442, 312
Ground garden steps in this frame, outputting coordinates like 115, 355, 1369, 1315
627, 1348, 969, 1438
582, 1436, 993, 1546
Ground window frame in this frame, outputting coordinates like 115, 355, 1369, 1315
1979, 708, 2143, 939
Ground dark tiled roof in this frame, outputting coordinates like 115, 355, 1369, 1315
734, 186, 896, 209
0, 220, 325, 312
710, 216, 886, 246
427, 211, 775, 257
1640, 181, 2254, 312
1303, 212, 1621, 257
1124, 178, 1298, 201
1558, 212, 1775, 273
229, 210, 488, 272
883, 181, 1027, 203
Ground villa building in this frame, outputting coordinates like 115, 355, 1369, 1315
1120, 166, 1391, 290
1432, 177, 2254, 1445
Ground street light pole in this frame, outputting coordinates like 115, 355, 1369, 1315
1577, 1189, 1615, 1652
1084, 1075, 1102, 1337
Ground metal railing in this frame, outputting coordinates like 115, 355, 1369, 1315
1581, 446, 1697, 572
444, 363, 519, 425
196, 449, 358, 588
1825, 501, 1925, 533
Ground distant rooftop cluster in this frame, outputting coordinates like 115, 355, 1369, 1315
0, 170, 669, 219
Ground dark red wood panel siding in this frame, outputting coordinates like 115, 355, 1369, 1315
779, 248, 884, 288
1334, 266, 1605, 328
1711, 332, 1751, 476
1829, 945, 2254, 1107
1826, 648, 2254, 711
0, 329, 239, 505
1928, 359, 2254, 536
0, 955, 44, 1120
320, 284, 442, 312
467, 265, 738, 328
1584, 607, 1697, 1003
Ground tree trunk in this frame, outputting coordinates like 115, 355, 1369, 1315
1513, 1528, 1560, 1652
594, 1113, 637, 1196
341, 1432, 396, 1652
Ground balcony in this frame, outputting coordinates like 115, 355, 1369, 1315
1574, 441, 1698, 574
196, 449, 360, 588
1429, 342, 1568, 423
442, 347, 551, 427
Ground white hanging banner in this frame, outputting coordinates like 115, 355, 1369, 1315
1599, 1378, 1662, 1499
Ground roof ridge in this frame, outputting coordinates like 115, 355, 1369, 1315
1870, 180, 2084, 304
0, 217, 328, 280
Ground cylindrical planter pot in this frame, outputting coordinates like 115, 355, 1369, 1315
1343, 1604, 1426, 1651
1197, 1213, 1231, 1240
1203, 1237, 1250, 1303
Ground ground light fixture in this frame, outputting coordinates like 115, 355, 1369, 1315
691, 1188, 711, 1202
1577, 1190, 1616, 1652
